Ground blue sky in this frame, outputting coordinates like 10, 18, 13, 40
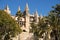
0, 0, 60, 16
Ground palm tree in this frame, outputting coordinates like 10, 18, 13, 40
48, 4, 60, 40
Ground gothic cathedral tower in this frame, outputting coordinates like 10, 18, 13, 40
24, 3, 30, 32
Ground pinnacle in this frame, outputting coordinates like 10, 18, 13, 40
5, 5, 9, 10
25, 3, 29, 11
18, 6, 21, 11
34, 10, 38, 15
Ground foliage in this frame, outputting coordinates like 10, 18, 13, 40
30, 18, 47, 38
30, 4, 60, 40
48, 4, 60, 40
16, 11, 23, 17
0, 10, 21, 40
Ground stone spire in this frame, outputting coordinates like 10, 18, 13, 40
4, 5, 11, 14
34, 10, 38, 23
18, 6, 21, 11
34, 10, 38, 16
5, 5, 9, 10
25, 3, 29, 11
24, 3, 30, 16
36, 10, 38, 15
40, 13, 43, 19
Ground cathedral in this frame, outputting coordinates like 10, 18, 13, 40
3, 3, 44, 40
4, 3, 43, 33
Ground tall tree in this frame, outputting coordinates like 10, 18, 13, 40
0, 10, 21, 40
48, 4, 60, 40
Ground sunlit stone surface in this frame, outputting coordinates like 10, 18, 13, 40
20, 32, 34, 40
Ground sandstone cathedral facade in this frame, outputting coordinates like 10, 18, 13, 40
3, 3, 44, 40
4, 3, 43, 33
